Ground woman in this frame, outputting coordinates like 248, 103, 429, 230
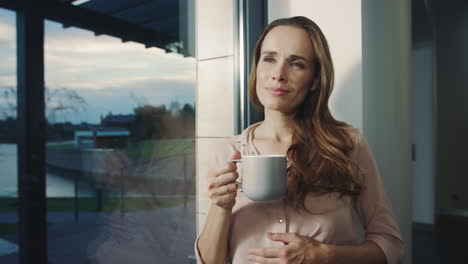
195, 16, 404, 264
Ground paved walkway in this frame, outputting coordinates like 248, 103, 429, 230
0, 201, 197, 264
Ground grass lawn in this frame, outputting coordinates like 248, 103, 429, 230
0, 196, 192, 213
124, 138, 194, 158
46, 138, 194, 159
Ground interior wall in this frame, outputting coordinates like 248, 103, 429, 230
268, 0, 363, 131
269, 0, 413, 263
433, 0, 468, 214
362, 0, 412, 263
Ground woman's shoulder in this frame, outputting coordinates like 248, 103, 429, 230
209, 136, 241, 168
213, 122, 260, 158
343, 127, 376, 164
343, 126, 366, 160
221, 134, 243, 152
342, 126, 363, 147
212, 135, 241, 158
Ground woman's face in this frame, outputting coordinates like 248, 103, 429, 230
256, 25, 315, 114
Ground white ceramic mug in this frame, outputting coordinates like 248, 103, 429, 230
231, 155, 287, 201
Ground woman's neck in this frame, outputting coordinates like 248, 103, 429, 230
256, 109, 294, 144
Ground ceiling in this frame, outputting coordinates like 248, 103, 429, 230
0, 0, 194, 56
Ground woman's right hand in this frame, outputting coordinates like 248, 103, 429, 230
207, 151, 241, 210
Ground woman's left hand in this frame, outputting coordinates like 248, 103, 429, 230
248, 232, 331, 264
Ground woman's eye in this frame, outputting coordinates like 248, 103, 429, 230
263, 57, 274, 63
291, 62, 305, 69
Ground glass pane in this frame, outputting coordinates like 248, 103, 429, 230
0, 8, 18, 264
44, 4, 196, 263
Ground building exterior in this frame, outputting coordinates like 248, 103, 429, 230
74, 129, 130, 149
74, 113, 134, 149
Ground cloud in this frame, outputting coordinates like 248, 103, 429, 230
44, 23, 190, 61
0, 22, 14, 36
43, 25, 196, 92
46, 74, 195, 91
0, 57, 15, 70
0, 74, 15, 87
61, 78, 196, 124
0, 19, 196, 124
0, 22, 15, 49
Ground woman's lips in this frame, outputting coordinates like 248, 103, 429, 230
267, 88, 290, 96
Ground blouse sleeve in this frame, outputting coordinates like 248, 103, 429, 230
354, 133, 405, 264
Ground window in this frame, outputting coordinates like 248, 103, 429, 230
0, 8, 18, 263
45, 19, 196, 263
0, 1, 196, 263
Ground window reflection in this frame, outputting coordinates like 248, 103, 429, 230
44, 18, 196, 263
0, 8, 18, 263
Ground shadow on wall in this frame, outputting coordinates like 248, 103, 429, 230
329, 61, 363, 131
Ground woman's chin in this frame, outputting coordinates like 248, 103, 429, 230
262, 103, 295, 115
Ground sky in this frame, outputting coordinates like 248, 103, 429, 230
0, 8, 196, 124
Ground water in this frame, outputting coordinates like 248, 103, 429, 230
0, 144, 96, 198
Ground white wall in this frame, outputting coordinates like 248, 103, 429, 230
412, 45, 436, 224
269, 0, 412, 263
362, 0, 412, 263
268, 0, 363, 132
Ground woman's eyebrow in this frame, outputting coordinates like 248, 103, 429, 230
261, 51, 309, 63
261, 50, 277, 56
289, 55, 309, 63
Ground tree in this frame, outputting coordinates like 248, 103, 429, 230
131, 105, 170, 140
180, 103, 195, 121
179, 104, 195, 138
0, 86, 16, 119
45, 87, 87, 123
169, 101, 181, 116
0, 86, 87, 123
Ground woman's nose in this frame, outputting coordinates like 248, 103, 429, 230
271, 63, 287, 82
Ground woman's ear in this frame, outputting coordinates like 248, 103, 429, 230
309, 63, 320, 93
309, 78, 320, 93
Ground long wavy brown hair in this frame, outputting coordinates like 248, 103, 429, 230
249, 16, 363, 209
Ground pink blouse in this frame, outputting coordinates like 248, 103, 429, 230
196, 122, 404, 264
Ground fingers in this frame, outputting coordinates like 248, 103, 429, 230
206, 151, 241, 209
211, 190, 237, 207
247, 254, 276, 264
207, 151, 241, 184
247, 252, 302, 264
207, 163, 239, 209
208, 162, 237, 179
248, 233, 307, 263
290, 254, 304, 264
249, 245, 294, 258
207, 171, 238, 190
248, 246, 302, 264
267, 232, 300, 243
229, 150, 241, 160
208, 182, 239, 197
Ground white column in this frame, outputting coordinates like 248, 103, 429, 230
195, 0, 236, 234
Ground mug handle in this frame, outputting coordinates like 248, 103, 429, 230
228, 159, 243, 189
